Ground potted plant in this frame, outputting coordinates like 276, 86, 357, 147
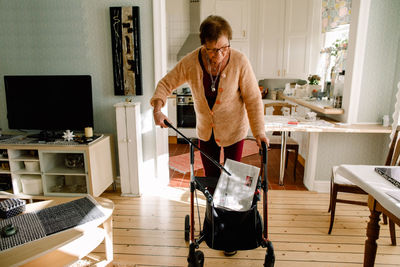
307, 74, 321, 97
308, 74, 320, 85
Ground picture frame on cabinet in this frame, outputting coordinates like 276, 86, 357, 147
109, 6, 143, 96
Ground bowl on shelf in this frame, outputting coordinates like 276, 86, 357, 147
24, 161, 40, 172
311, 89, 327, 100
64, 154, 84, 169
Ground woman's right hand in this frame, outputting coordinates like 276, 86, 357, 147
153, 110, 169, 128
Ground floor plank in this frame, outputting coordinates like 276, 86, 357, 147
93, 188, 400, 266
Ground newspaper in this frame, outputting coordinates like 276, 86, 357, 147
375, 167, 400, 189
213, 159, 260, 211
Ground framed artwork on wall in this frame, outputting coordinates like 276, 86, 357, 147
109, 6, 142, 96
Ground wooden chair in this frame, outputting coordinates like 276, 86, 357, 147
264, 102, 300, 181
328, 126, 400, 245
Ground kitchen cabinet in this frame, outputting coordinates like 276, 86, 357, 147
203, 0, 250, 58
257, 0, 318, 79
215, 0, 248, 40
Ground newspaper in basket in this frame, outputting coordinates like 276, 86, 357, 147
213, 159, 260, 211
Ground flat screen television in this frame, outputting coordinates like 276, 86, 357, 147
4, 75, 94, 133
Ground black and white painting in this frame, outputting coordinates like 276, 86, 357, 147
110, 6, 142, 96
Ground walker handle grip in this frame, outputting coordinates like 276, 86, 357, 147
261, 141, 267, 164
164, 120, 172, 128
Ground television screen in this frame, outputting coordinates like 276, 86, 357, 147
4, 75, 94, 132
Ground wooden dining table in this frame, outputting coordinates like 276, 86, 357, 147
335, 164, 400, 267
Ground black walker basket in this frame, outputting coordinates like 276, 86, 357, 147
202, 183, 264, 251
165, 120, 275, 267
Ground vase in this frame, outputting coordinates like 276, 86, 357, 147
307, 84, 322, 97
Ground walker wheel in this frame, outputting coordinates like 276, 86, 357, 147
188, 250, 204, 267
184, 214, 190, 241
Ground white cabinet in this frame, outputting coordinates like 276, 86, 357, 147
215, 0, 248, 41
0, 136, 115, 198
203, 0, 250, 58
167, 97, 177, 137
115, 102, 143, 197
257, 0, 317, 79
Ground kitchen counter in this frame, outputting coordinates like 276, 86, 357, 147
282, 95, 344, 115
264, 115, 391, 133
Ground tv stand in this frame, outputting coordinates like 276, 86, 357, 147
0, 134, 116, 198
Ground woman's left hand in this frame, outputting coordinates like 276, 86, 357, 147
256, 134, 269, 148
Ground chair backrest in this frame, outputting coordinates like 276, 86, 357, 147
264, 102, 297, 115
386, 125, 400, 166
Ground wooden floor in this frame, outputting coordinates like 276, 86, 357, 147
89, 187, 400, 266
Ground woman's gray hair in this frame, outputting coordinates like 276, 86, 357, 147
199, 15, 232, 44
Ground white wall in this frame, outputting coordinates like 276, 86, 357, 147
314, 132, 386, 183
0, 0, 158, 179
166, 0, 190, 69
357, 0, 400, 123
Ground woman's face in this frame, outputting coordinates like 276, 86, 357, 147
204, 35, 230, 65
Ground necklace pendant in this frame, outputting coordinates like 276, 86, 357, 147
211, 85, 216, 92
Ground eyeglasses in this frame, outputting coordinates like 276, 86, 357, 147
205, 44, 230, 55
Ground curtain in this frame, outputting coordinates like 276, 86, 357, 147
322, 0, 352, 33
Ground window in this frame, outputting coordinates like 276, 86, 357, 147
318, 24, 349, 86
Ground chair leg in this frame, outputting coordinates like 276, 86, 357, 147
285, 150, 289, 169
383, 214, 388, 224
389, 219, 397, 246
293, 148, 298, 182
328, 176, 333, 213
328, 184, 339, 234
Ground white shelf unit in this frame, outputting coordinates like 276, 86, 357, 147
0, 149, 12, 194
115, 102, 143, 197
8, 149, 41, 195
40, 151, 88, 197
0, 135, 116, 198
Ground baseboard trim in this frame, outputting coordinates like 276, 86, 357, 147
311, 180, 330, 193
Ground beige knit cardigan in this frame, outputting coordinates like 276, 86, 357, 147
150, 47, 265, 147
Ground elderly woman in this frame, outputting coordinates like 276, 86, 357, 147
151, 15, 267, 179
